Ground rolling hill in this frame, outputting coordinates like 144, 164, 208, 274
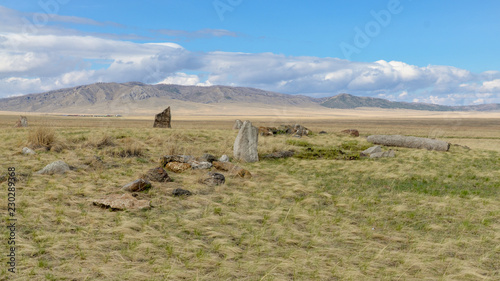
0, 82, 498, 114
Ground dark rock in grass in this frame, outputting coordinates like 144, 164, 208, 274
200, 172, 225, 186
122, 179, 152, 192
172, 188, 192, 197
263, 150, 295, 159
141, 167, 172, 182
319, 131, 327, 134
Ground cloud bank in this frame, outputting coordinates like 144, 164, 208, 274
1, 6, 500, 106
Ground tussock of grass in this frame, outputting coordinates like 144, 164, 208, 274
2, 117, 500, 280
27, 126, 56, 149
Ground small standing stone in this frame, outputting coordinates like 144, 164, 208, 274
15, 116, 28, 127
153, 107, 171, 128
233, 120, 259, 162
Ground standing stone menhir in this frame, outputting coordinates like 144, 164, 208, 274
15, 116, 28, 127
153, 107, 171, 128
232, 119, 243, 130
233, 120, 259, 162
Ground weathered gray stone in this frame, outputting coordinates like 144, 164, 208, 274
172, 188, 192, 197
233, 119, 243, 130
92, 194, 150, 210
122, 179, 152, 192
233, 120, 259, 162
36, 160, 70, 175
199, 172, 225, 186
189, 161, 212, 170
367, 135, 450, 151
370, 150, 396, 158
362, 146, 382, 156
22, 147, 35, 155
218, 154, 230, 162
15, 116, 28, 127
153, 107, 171, 128
160, 155, 194, 167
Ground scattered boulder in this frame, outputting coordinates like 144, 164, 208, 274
199, 172, 225, 186
141, 167, 171, 182
122, 179, 152, 192
233, 120, 259, 162
22, 147, 36, 155
92, 194, 150, 210
341, 129, 360, 137
263, 150, 295, 159
293, 124, 310, 136
232, 119, 243, 130
213, 161, 252, 178
15, 116, 28, 127
172, 188, 192, 197
219, 154, 230, 162
189, 161, 213, 170
367, 135, 450, 151
361, 145, 382, 156
165, 162, 192, 173
36, 160, 70, 175
370, 150, 396, 158
319, 131, 327, 134
153, 106, 171, 128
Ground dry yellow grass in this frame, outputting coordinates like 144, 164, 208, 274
0, 113, 499, 280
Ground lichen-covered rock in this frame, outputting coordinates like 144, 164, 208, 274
92, 194, 150, 210
160, 155, 194, 167
189, 161, 212, 170
233, 120, 259, 162
122, 179, 152, 192
36, 160, 70, 175
165, 162, 192, 173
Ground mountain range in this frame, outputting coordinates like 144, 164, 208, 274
0, 82, 498, 114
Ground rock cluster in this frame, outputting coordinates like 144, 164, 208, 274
258, 124, 310, 137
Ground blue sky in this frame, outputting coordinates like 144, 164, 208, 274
1, 0, 500, 105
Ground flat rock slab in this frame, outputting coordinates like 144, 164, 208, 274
367, 135, 450, 151
165, 162, 192, 173
370, 150, 396, 158
362, 146, 382, 156
122, 179, 152, 192
36, 160, 70, 175
92, 194, 150, 210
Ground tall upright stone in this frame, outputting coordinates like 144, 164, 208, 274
153, 107, 171, 128
233, 120, 259, 162
232, 119, 243, 130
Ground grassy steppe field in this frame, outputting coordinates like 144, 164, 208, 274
1, 113, 499, 280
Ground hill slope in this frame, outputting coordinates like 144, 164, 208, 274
0, 82, 499, 114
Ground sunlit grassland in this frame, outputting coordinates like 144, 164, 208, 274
0, 114, 499, 280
